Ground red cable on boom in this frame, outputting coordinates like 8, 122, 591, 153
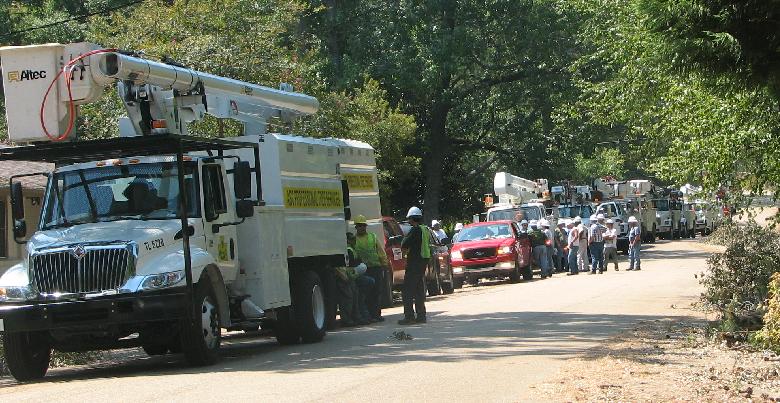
39, 48, 116, 142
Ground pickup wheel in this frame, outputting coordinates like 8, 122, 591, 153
508, 258, 521, 283
441, 265, 455, 294
426, 261, 441, 296
522, 264, 533, 281
181, 277, 221, 366
295, 270, 327, 343
4, 331, 51, 381
380, 267, 394, 308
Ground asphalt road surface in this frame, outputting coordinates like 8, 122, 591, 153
0, 239, 708, 402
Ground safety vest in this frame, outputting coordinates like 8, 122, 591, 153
355, 232, 382, 267
420, 225, 432, 259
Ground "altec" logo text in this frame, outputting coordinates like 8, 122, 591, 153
7, 70, 47, 82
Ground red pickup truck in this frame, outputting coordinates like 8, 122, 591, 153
449, 220, 532, 285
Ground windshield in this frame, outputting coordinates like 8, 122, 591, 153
456, 224, 514, 242
558, 205, 593, 218
654, 200, 669, 211
41, 162, 200, 230
488, 206, 541, 221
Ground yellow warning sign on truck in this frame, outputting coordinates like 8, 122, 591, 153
284, 187, 344, 209
344, 173, 375, 191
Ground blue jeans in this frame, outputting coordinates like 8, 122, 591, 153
355, 275, 375, 321
533, 245, 551, 276
629, 244, 641, 269
590, 242, 604, 272
568, 246, 579, 274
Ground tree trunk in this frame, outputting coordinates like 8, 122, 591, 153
422, 102, 450, 223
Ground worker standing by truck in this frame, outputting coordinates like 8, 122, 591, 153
399, 207, 429, 325
627, 216, 642, 271
603, 219, 619, 271
566, 220, 580, 275
354, 215, 389, 322
529, 220, 551, 278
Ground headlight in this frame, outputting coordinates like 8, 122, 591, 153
140, 271, 185, 290
452, 267, 464, 274
498, 245, 513, 255
0, 285, 34, 302
451, 250, 463, 260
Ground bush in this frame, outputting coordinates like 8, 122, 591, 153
754, 273, 780, 352
700, 222, 780, 327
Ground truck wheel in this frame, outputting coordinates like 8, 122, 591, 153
181, 278, 221, 366
142, 344, 169, 356
380, 267, 394, 308
426, 262, 441, 296
453, 277, 464, 289
274, 306, 300, 345
522, 265, 533, 281
508, 259, 521, 283
4, 331, 51, 381
441, 266, 455, 294
295, 270, 326, 344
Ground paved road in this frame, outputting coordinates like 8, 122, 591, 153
0, 239, 708, 402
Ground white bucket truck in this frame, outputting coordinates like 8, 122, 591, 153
0, 43, 382, 381
486, 172, 552, 223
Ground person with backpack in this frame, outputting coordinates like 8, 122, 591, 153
398, 206, 429, 325
354, 215, 389, 322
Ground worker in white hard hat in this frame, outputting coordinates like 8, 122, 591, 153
588, 213, 606, 274
627, 216, 642, 271
529, 220, 551, 278
519, 219, 529, 233
603, 219, 619, 271
541, 220, 556, 277
575, 216, 589, 274
399, 206, 429, 325
555, 220, 567, 272
431, 220, 448, 243
353, 214, 389, 322
566, 219, 579, 275
452, 222, 464, 243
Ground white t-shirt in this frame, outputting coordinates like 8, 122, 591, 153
567, 227, 577, 246
603, 228, 618, 249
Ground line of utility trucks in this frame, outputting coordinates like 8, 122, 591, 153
479, 172, 724, 253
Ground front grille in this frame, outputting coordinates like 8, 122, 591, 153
31, 246, 133, 294
463, 247, 496, 259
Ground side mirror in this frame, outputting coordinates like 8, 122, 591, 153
13, 219, 27, 239
11, 181, 25, 220
233, 161, 252, 200
235, 199, 254, 218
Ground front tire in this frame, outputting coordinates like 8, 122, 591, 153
427, 261, 442, 296
380, 267, 394, 308
508, 258, 521, 283
4, 331, 51, 382
441, 265, 455, 294
181, 277, 222, 366
522, 265, 533, 281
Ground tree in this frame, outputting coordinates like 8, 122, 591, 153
574, 148, 626, 182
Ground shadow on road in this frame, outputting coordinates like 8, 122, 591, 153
8, 310, 695, 386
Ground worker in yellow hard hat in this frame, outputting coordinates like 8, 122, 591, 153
353, 214, 389, 322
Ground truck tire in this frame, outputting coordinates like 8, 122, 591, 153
4, 331, 51, 381
453, 277, 464, 289
426, 261, 441, 296
441, 266, 455, 294
508, 258, 521, 283
295, 270, 327, 344
381, 267, 394, 308
274, 306, 300, 345
181, 278, 222, 366
142, 343, 169, 356
522, 265, 533, 281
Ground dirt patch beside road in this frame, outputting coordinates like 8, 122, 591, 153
533, 318, 780, 402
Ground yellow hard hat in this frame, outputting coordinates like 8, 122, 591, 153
354, 215, 368, 225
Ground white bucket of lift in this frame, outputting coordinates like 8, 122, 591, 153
0, 42, 102, 143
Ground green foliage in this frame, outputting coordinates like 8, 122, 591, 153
754, 272, 780, 353
700, 222, 780, 325
573, 148, 626, 182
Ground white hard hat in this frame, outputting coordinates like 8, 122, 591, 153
557, 221, 565, 226
541, 220, 550, 227
431, 219, 440, 226
406, 206, 423, 218
628, 216, 638, 223
606, 219, 614, 224
520, 219, 528, 225
529, 220, 538, 227
565, 219, 574, 226
574, 216, 582, 223
454, 223, 464, 231
596, 214, 605, 220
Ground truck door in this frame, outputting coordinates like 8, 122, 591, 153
201, 163, 239, 277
